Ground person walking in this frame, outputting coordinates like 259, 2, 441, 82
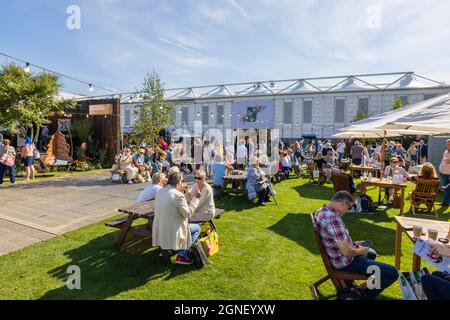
20, 136, 36, 181
0, 139, 16, 185
438, 139, 450, 207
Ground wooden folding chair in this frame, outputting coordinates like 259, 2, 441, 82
331, 172, 352, 194
310, 214, 368, 299
409, 179, 440, 217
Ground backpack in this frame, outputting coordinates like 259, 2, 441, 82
356, 194, 375, 213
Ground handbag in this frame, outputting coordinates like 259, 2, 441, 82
254, 180, 267, 193
199, 230, 219, 257
0, 153, 15, 167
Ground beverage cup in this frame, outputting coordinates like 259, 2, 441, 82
428, 229, 438, 241
413, 226, 423, 238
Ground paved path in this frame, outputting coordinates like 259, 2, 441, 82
0, 171, 182, 256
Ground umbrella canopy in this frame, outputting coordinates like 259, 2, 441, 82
381, 93, 450, 134
332, 131, 394, 139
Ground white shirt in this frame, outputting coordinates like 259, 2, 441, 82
337, 143, 346, 153
281, 156, 291, 167
136, 183, 163, 203
225, 145, 235, 164
439, 150, 450, 175
237, 145, 247, 159
203, 144, 214, 164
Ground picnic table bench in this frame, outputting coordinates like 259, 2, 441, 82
222, 173, 247, 195
106, 200, 224, 248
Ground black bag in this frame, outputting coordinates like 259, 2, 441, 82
336, 288, 367, 300
254, 181, 267, 193
358, 194, 375, 213
189, 241, 209, 268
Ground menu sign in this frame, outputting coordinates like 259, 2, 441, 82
89, 104, 113, 115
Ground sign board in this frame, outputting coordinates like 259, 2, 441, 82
89, 103, 113, 115
231, 99, 274, 129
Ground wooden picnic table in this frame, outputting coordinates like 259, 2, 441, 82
222, 174, 247, 195
359, 178, 407, 215
394, 216, 450, 271
106, 201, 155, 246
349, 165, 381, 178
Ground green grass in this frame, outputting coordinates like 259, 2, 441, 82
0, 177, 448, 300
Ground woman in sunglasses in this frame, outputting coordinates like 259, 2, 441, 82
186, 170, 216, 222
383, 156, 410, 203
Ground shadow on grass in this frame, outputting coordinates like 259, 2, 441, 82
268, 212, 397, 256
39, 232, 195, 300
293, 183, 335, 201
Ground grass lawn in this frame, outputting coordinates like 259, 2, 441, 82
0, 176, 449, 300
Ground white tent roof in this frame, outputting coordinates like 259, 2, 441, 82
386, 73, 430, 89
329, 77, 378, 91
285, 80, 320, 93
381, 93, 450, 134
239, 84, 272, 96
174, 88, 197, 100
205, 85, 233, 97
338, 93, 450, 135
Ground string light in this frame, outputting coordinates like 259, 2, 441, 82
210, 112, 214, 118
6, 108, 10, 113
86, 114, 89, 118
197, 111, 200, 117
0, 52, 116, 93
89, 84, 94, 92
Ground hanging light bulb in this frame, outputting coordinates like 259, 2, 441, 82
86, 114, 89, 118
104, 115, 107, 118
6, 108, 10, 113
179, 109, 182, 114
24, 63, 30, 73
210, 112, 214, 118
89, 84, 94, 92
197, 111, 200, 117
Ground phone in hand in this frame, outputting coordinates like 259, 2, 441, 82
360, 240, 372, 248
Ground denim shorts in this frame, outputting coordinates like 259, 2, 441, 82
23, 156, 35, 167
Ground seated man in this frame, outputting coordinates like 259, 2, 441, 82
187, 170, 216, 222
314, 191, 398, 299
136, 172, 166, 203
133, 148, 147, 179
212, 154, 234, 196
422, 271, 450, 300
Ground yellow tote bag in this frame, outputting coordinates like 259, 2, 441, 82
200, 230, 219, 257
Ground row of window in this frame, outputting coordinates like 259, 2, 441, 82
123, 93, 439, 127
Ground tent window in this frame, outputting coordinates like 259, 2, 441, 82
124, 109, 131, 127
303, 100, 312, 124
202, 105, 209, 125
182, 106, 189, 125
283, 101, 293, 124
424, 93, 437, 100
399, 95, 409, 106
358, 97, 369, 114
217, 105, 224, 125
335, 99, 345, 123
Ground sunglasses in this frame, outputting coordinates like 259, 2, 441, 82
195, 176, 203, 180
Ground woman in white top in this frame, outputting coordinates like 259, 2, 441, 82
439, 139, 450, 206
363, 147, 371, 166
337, 140, 346, 163
236, 139, 247, 170
187, 170, 216, 222
202, 139, 215, 178
225, 140, 235, 165
383, 157, 410, 202
119, 148, 139, 184
136, 172, 166, 203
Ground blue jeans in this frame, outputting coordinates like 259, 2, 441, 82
178, 223, 201, 258
0, 163, 15, 184
422, 272, 450, 300
440, 173, 450, 205
340, 254, 398, 299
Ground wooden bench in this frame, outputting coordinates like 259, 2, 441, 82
110, 169, 127, 183
106, 201, 223, 249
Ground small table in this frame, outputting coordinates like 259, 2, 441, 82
359, 178, 407, 215
222, 174, 247, 195
394, 216, 450, 271
106, 201, 155, 246
349, 165, 381, 178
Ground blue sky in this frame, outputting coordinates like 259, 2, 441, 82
1, 0, 450, 96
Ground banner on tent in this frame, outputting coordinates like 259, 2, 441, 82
231, 99, 274, 129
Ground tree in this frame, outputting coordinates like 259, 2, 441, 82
132, 70, 175, 146
392, 97, 404, 110
353, 106, 370, 122
0, 63, 75, 143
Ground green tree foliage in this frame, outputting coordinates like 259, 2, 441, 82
353, 106, 370, 122
0, 63, 75, 142
132, 70, 175, 146
392, 96, 404, 110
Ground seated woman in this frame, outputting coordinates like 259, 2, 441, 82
416, 162, 439, 181
314, 152, 325, 170
246, 157, 271, 206
322, 150, 337, 182
383, 157, 410, 202
186, 170, 216, 222
119, 148, 139, 184
136, 172, 166, 203
143, 147, 154, 178
368, 153, 382, 169
212, 154, 234, 196
152, 172, 201, 265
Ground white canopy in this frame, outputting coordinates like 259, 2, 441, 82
337, 93, 450, 135
381, 93, 450, 134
